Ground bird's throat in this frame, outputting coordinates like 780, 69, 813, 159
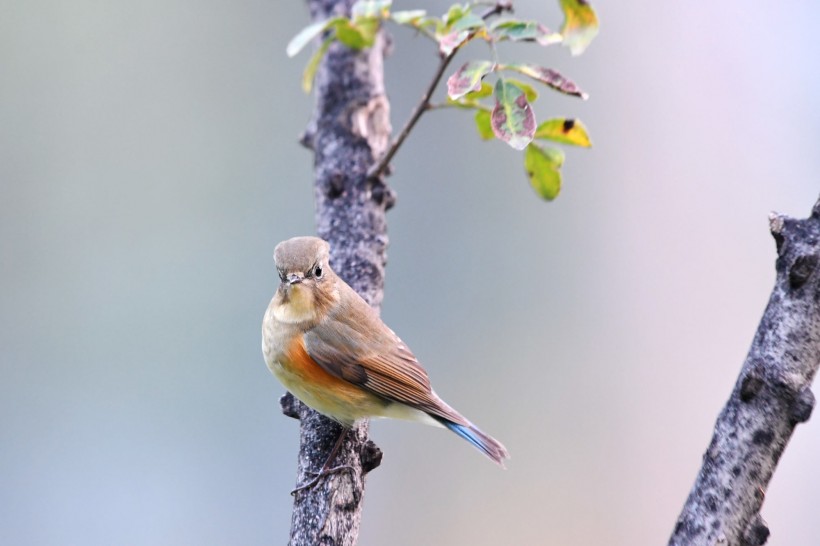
273, 285, 316, 324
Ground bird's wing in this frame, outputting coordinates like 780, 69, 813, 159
303, 291, 462, 422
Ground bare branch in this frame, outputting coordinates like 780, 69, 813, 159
669, 194, 820, 545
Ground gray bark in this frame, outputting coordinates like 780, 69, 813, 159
279, 1, 393, 545
669, 196, 820, 545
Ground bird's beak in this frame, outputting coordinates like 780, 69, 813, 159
286, 273, 303, 285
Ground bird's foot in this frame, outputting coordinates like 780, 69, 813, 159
290, 464, 354, 496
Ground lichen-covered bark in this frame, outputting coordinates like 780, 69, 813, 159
279, 1, 393, 545
669, 196, 820, 546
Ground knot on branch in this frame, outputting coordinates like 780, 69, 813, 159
789, 387, 815, 424
788, 254, 818, 289
741, 514, 770, 546
280, 392, 302, 420
360, 439, 382, 473
321, 171, 346, 200
739, 366, 765, 403
351, 94, 392, 159
370, 177, 396, 210
299, 127, 316, 151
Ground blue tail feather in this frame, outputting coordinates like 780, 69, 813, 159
437, 418, 509, 467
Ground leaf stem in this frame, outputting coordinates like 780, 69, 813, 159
367, 1, 512, 180
489, 33, 501, 66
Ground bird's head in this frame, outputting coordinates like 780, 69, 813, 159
272, 236, 338, 324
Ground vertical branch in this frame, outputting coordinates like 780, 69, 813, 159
281, 1, 393, 545
669, 196, 820, 545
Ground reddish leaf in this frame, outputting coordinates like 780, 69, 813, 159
491, 79, 536, 150
501, 64, 588, 99
438, 30, 470, 56
446, 60, 495, 100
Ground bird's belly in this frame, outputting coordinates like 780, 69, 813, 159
267, 339, 388, 426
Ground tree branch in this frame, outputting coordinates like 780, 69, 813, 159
669, 195, 820, 545
282, 1, 393, 544
366, 1, 512, 180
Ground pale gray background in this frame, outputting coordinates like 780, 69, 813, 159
1, 0, 818, 544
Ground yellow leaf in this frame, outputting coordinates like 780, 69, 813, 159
560, 0, 599, 56
534, 118, 592, 147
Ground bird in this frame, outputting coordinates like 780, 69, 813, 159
262, 236, 509, 488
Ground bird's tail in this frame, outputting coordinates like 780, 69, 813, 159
434, 417, 510, 468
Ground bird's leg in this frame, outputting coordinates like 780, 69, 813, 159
291, 426, 354, 495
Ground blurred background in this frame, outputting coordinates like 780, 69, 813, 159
1, 0, 818, 544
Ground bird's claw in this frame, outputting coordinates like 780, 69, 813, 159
290, 464, 354, 496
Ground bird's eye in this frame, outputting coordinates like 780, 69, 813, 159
277, 269, 286, 281
314, 264, 323, 278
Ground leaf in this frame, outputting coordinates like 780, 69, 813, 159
491, 20, 561, 45
444, 3, 469, 26
501, 64, 588, 99
560, 0, 599, 55
391, 10, 427, 25
534, 118, 592, 147
446, 82, 492, 109
505, 78, 538, 102
335, 19, 375, 49
524, 144, 565, 200
474, 110, 494, 140
452, 13, 485, 32
286, 18, 344, 57
354, 17, 380, 44
351, 0, 392, 18
464, 82, 493, 100
438, 30, 470, 56
491, 79, 536, 150
446, 60, 495, 100
302, 37, 333, 93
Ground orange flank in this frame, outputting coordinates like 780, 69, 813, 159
278, 334, 386, 425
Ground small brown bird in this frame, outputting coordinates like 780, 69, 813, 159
262, 236, 509, 477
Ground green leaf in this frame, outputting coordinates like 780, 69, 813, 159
351, 0, 392, 18
525, 144, 565, 200
446, 82, 492, 109
335, 19, 375, 49
474, 110, 494, 140
438, 29, 470, 56
355, 17, 380, 43
501, 64, 587, 99
452, 13, 485, 32
560, 0, 600, 55
302, 37, 333, 93
446, 60, 495, 100
286, 18, 344, 57
491, 20, 561, 45
444, 3, 469, 26
390, 10, 427, 25
464, 82, 493, 100
534, 118, 592, 147
505, 78, 538, 102
491, 79, 536, 150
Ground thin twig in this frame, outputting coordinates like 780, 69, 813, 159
367, 1, 512, 180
